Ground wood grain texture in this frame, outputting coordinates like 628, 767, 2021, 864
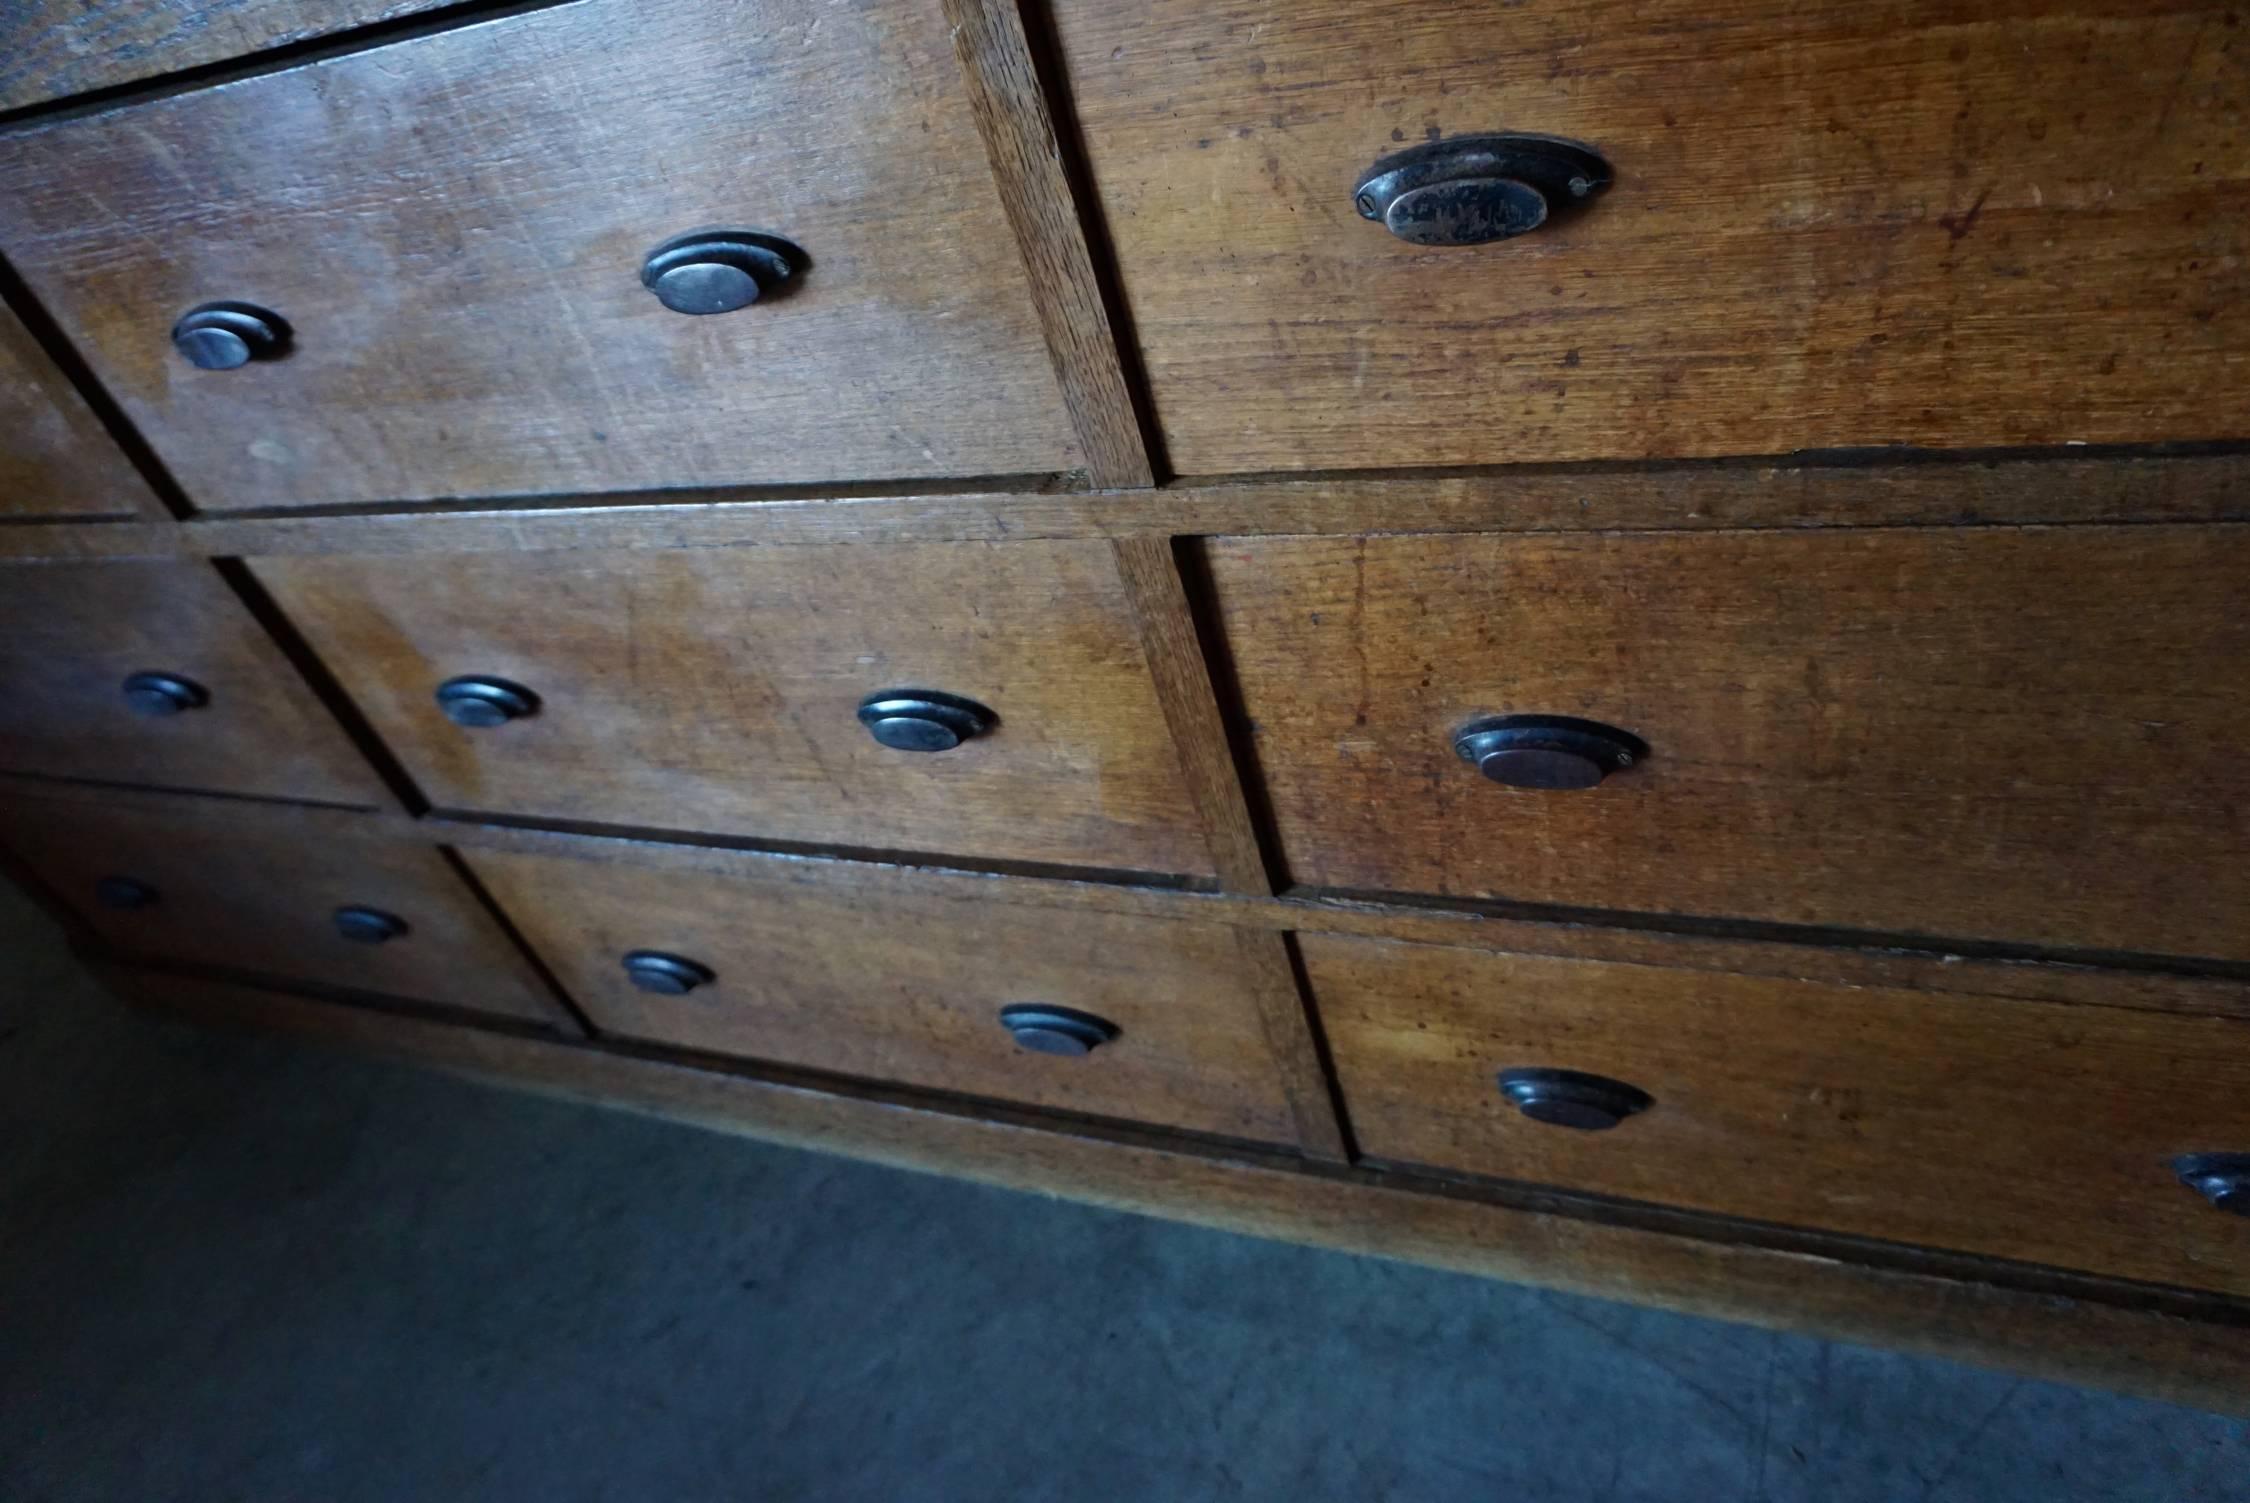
2, 800, 561, 1024
945, 0, 1154, 488
465, 845, 1302, 1146
0, 0, 1078, 511
1303, 932, 2250, 1297
253, 540, 1217, 877
1234, 927, 1351, 1161
0, 558, 390, 806
0, 298, 162, 519
1048, 0, 2250, 473
1205, 525, 2250, 962
113, 965, 2250, 1414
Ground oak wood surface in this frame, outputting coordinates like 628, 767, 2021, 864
253, 540, 1218, 877
0, 298, 162, 520
3, 800, 560, 1023
0, 558, 390, 806
1047, 0, 2250, 474
1204, 525, 2250, 962
0, 0, 1079, 511
465, 844, 1303, 1146
113, 964, 2250, 1414
1302, 932, 2250, 1297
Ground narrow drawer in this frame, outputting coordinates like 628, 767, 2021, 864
1302, 932, 2250, 1295
255, 542, 1216, 878
2, 804, 558, 1025
0, 560, 388, 807
1205, 526, 2250, 962
1049, 0, 2247, 473
0, 0, 1075, 511
0, 301, 159, 520
466, 848, 1300, 1146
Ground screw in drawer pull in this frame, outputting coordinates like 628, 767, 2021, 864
1354, 134, 1612, 247
434, 675, 540, 728
171, 302, 290, 370
95, 875, 159, 911
333, 906, 409, 945
2174, 1154, 2250, 1217
641, 229, 806, 315
1497, 1067, 1653, 1131
120, 671, 210, 718
622, 950, 716, 997
999, 1004, 1120, 1058
856, 689, 995, 753
1453, 714, 1646, 791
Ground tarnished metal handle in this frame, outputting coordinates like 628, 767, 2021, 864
1354, 134, 1612, 247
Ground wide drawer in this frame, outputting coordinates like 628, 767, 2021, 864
0, 560, 388, 807
1303, 932, 2250, 1295
1, 803, 558, 1025
0, 0, 1075, 511
0, 302, 160, 520
467, 848, 1300, 1145
255, 542, 1216, 878
1205, 526, 2250, 962
1050, 0, 2248, 474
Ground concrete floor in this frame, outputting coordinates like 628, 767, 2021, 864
0, 882, 2243, 1502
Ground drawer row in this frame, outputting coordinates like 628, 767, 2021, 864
13, 800, 2247, 1299
6, 524, 2249, 962
1, 0, 2243, 515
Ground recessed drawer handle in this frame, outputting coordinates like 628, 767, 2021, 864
642, 229, 806, 315
1453, 714, 1646, 790
856, 689, 995, 753
172, 301, 290, 370
120, 671, 209, 718
622, 950, 716, 996
435, 675, 540, 728
1497, 1067, 1652, 1131
1000, 1004, 1119, 1057
2175, 1154, 2250, 1217
1354, 134, 1611, 247
95, 875, 159, 911
333, 905, 408, 944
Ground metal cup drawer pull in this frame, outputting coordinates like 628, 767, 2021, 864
1496, 1067, 1653, 1131
1453, 714, 1646, 791
999, 1004, 1120, 1058
120, 671, 209, 718
2175, 1154, 2250, 1217
641, 228, 806, 315
172, 301, 290, 369
856, 689, 995, 753
622, 950, 716, 997
333, 905, 409, 944
435, 675, 541, 728
1354, 134, 1612, 247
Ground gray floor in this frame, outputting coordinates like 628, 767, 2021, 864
0, 884, 2242, 1502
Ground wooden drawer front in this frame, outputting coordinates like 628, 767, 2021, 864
1207, 526, 2250, 961
1, 805, 556, 1024
0, 302, 161, 520
0, 0, 1075, 512
467, 849, 1300, 1145
255, 543, 1215, 878
1049, 0, 2248, 474
1304, 933, 2250, 1295
0, 561, 388, 807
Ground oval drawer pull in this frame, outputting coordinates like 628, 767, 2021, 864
2175, 1154, 2250, 1217
1454, 714, 1646, 791
1354, 134, 1611, 247
120, 670, 209, 718
1497, 1067, 1653, 1131
641, 229, 805, 315
333, 905, 408, 945
434, 675, 540, 728
622, 950, 716, 996
172, 301, 290, 370
95, 875, 159, 911
857, 689, 995, 753
999, 1004, 1119, 1057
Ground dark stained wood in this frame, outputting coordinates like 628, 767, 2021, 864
464, 845, 1304, 1147
1303, 931, 2250, 1297
1110, 534, 1270, 891
0, 0, 1079, 511
114, 964, 2250, 1414
0, 558, 391, 806
3, 800, 564, 1024
1204, 526, 2250, 963
945, 0, 1154, 489
254, 540, 1218, 876
1233, 927, 1351, 1162
0, 298, 163, 520
1047, 0, 2250, 474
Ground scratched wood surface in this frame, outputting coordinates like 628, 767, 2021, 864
0, 299, 161, 519
0, 0, 1079, 511
1048, 0, 2250, 474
